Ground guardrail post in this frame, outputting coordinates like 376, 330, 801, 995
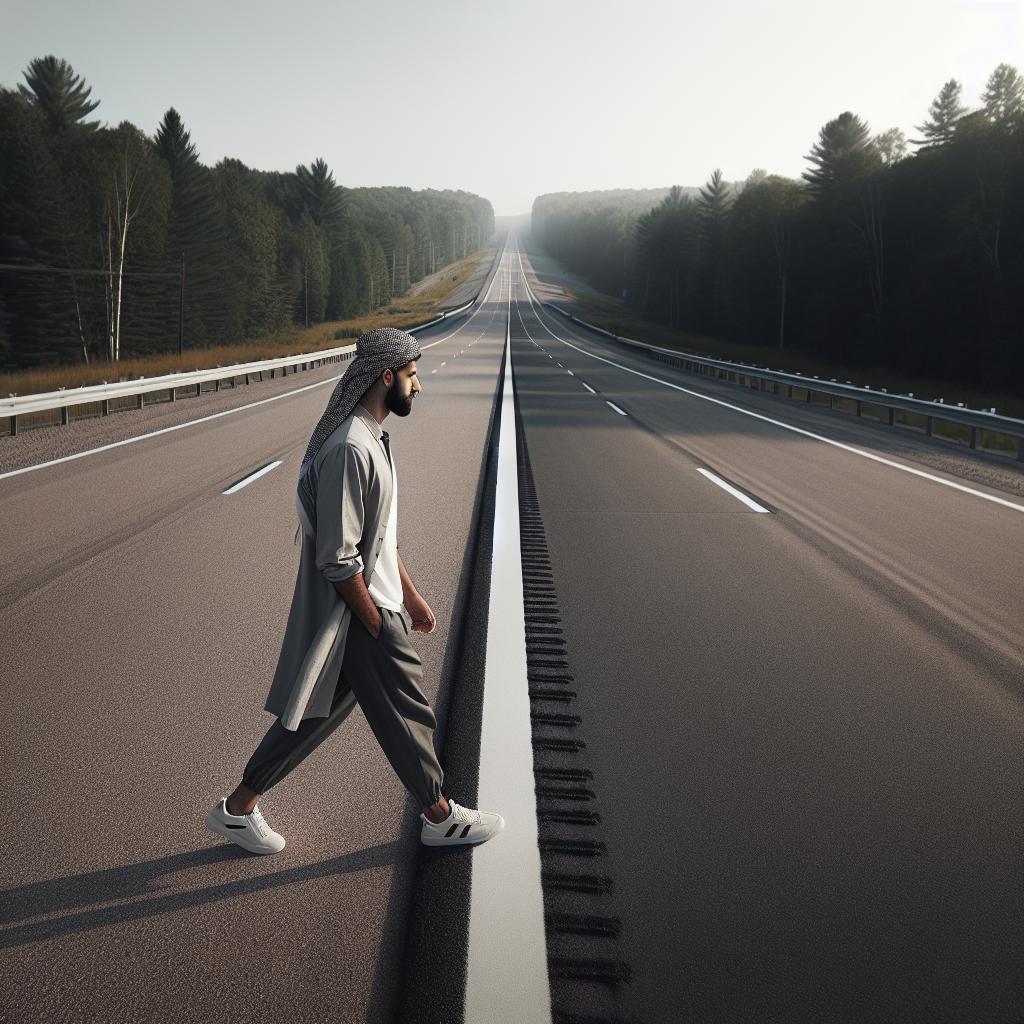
169, 387, 176, 403
137, 393, 145, 410
10, 414, 18, 436
855, 399, 862, 417
1018, 438, 1024, 463
102, 398, 110, 416
970, 427, 978, 450
270, 368, 275, 379
926, 416, 934, 437
215, 379, 220, 392
196, 382, 201, 397
61, 406, 69, 425
887, 407, 896, 426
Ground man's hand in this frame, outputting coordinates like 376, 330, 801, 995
404, 591, 437, 634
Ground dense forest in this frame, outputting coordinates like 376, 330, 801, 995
532, 65, 1024, 391
0, 56, 495, 369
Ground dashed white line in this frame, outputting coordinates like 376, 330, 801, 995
513, 247, 1024, 517
606, 401, 627, 416
697, 468, 771, 513
222, 460, 282, 495
582, 382, 596, 394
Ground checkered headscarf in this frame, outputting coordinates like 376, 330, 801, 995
295, 326, 421, 540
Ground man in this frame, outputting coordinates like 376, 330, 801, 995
205, 326, 505, 855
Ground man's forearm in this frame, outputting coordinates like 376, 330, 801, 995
333, 572, 380, 631
397, 551, 418, 606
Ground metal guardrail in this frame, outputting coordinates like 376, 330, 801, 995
1, 260, 498, 437
544, 303, 1024, 462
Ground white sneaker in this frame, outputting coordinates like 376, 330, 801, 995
205, 797, 286, 855
420, 799, 505, 847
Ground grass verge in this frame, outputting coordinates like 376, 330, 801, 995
2, 249, 487, 400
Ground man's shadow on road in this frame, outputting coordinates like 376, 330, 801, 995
0, 841, 400, 948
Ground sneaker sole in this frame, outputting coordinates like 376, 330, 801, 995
421, 814, 506, 847
204, 811, 285, 855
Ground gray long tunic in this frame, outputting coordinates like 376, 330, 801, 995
264, 403, 394, 729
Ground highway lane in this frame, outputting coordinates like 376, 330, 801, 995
0, 252, 512, 1023
509, 234, 1023, 1022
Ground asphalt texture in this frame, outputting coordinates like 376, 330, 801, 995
509, 234, 1023, 1023
0, 249, 509, 1023
2, 233, 1022, 1024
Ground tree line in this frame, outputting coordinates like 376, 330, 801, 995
0, 56, 495, 368
532, 66, 1024, 391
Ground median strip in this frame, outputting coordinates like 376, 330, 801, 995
464, 295, 552, 1024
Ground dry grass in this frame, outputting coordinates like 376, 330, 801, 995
2, 250, 485, 399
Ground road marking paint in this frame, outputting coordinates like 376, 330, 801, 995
606, 401, 627, 416
513, 248, 1024, 517
465, 278, 551, 1024
582, 382, 596, 394
697, 468, 771, 513
222, 460, 282, 495
567, 370, 574, 376
431, 369, 437, 374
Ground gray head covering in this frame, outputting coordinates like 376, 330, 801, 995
295, 326, 421, 541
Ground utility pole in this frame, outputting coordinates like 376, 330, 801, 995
178, 251, 186, 356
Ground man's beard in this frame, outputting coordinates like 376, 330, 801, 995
385, 378, 414, 417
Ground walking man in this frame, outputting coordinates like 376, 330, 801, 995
206, 326, 505, 855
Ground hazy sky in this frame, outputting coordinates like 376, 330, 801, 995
4, 0, 1022, 215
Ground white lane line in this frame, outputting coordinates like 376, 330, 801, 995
0, 264, 509, 483
513, 249, 1024, 517
431, 369, 437, 373
582, 382, 596, 394
606, 401, 627, 416
465, 289, 551, 1024
222, 460, 282, 495
567, 370, 574, 376
441, 361, 447, 366
556, 363, 563, 367
697, 468, 771, 513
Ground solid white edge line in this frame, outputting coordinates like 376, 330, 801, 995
0, 262, 509, 484
465, 256, 552, 1023
582, 382, 596, 394
513, 247, 1024, 517
222, 460, 282, 495
697, 468, 771, 513
606, 401, 627, 416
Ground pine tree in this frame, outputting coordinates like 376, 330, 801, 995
802, 111, 873, 194
17, 55, 100, 133
913, 79, 967, 148
981, 63, 1024, 130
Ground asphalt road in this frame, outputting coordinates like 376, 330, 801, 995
0, 251, 510, 1024
509, 234, 1023, 1023
1, 233, 1021, 1024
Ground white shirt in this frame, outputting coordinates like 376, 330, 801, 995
367, 433, 404, 612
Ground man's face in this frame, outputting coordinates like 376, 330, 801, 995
384, 360, 420, 417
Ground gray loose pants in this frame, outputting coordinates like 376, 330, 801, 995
242, 605, 444, 809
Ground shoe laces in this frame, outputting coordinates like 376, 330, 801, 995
448, 800, 481, 826
248, 805, 269, 838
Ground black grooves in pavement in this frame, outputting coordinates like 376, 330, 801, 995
512, 356, 638, 1024
390, 335, 506, 1024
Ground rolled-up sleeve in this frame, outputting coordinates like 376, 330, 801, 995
315, 443, 370, 582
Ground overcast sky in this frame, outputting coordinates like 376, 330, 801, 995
4, 0, 1022, 215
